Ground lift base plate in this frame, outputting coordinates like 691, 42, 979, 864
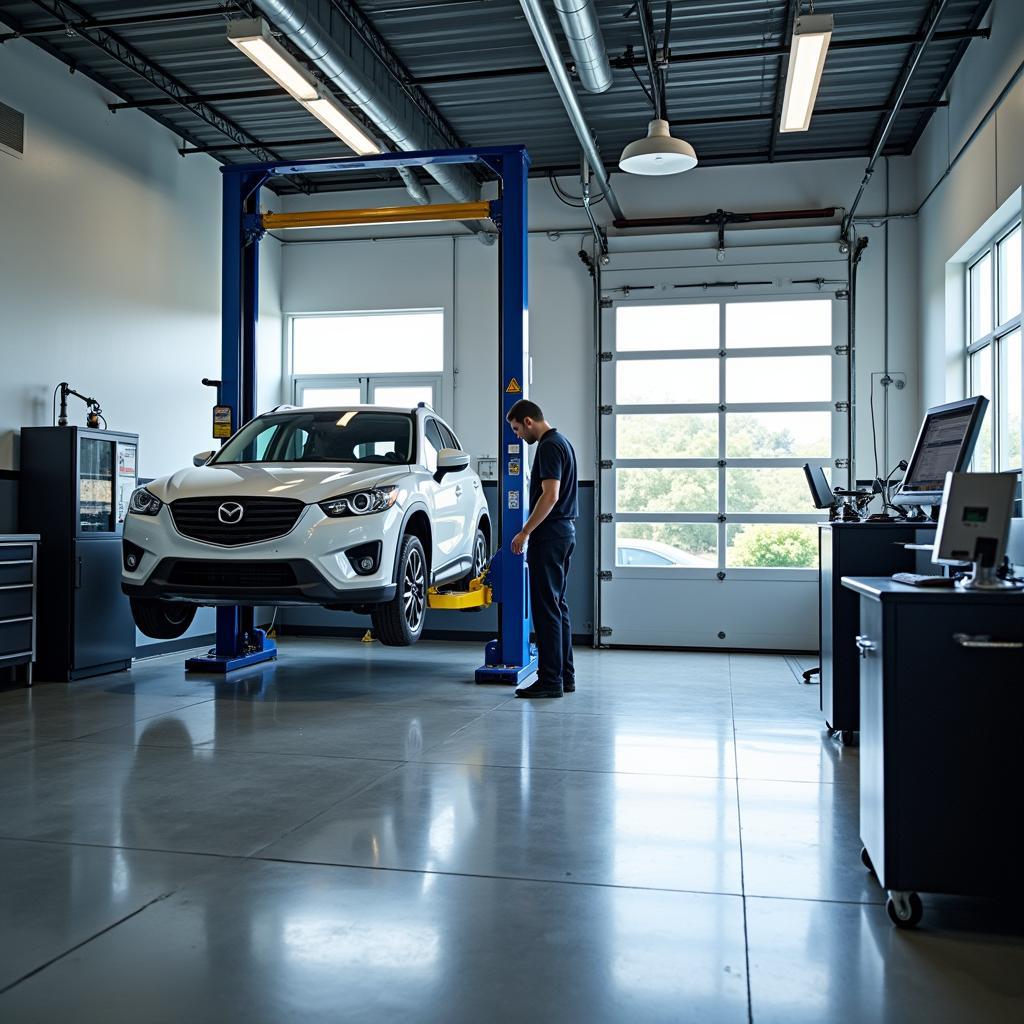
185, 634, 278, 674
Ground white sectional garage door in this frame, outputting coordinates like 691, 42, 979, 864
598, 241, 849, 650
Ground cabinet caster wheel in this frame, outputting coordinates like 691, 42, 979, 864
860, 846, 876, 876
825, 723, 836, 737
886, 891, 923, 929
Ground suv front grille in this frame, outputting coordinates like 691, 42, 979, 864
166, 561, 298, 589
170, 497, 304, 546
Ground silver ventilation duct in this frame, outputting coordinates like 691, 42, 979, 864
252, 0, 480, 207
553, 0, 612, 94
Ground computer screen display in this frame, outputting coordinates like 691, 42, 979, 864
895, 397, 988, 503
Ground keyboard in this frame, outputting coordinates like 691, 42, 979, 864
891, 572, 955, 588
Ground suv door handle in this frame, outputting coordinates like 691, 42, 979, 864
455, 485, 463, 498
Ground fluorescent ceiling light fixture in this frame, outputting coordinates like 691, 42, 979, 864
227, 18, 318, 102
304, 94, 380, 156
780, 13, 834, 133
227, 18, 380, 156
618, 119, 697, 176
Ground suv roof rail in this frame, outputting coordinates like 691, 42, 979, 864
270, 404, 297, 412
416, 401, 434, 410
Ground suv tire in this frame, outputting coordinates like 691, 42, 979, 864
130, 598, 197, 640
461, 525, 489, 586
372, 534, 427, 646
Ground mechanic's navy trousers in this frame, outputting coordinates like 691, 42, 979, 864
527, 520, 576, 689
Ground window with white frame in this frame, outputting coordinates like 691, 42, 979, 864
287, 309, 444, 412
967, 222, 1022, 471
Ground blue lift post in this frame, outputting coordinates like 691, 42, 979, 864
187, 147, 536, 685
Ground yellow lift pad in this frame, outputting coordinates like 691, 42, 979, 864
427, 573, 493, 611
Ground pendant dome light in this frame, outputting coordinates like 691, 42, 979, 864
618, 3, 696, 176
619, 118, 697, 175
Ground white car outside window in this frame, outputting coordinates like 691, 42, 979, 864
121, 406, 491, 647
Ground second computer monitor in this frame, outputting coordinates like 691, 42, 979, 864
892, 396, 989, 508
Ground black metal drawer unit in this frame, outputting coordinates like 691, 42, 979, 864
842, 576, 1024, 929
0, 535, 39, 686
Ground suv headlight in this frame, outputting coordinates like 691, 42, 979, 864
319, 485, 398, 518
128, 487, 162, 516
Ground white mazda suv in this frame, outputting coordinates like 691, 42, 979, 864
121, 405, 491, 646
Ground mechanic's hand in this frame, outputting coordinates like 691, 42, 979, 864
511, 531, 529, 555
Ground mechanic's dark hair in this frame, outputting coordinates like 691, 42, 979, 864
506, 399, 543, 423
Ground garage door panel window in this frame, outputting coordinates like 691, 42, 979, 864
726, 412, 831, 458
616, 523, 717, 568
617, 469, 718, 514
725, 299, 831, 348
298, 385, 362, 408
617, 414, 718, 459
726, 355, 832, 404
726, 468, 813, 514
616, 359, 719, 405
726, 523, 817, 568
616, 303, 719, 351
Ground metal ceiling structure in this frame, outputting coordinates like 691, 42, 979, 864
0, 0, 993, 194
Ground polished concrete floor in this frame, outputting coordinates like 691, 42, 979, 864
0, 639, 1021, 1023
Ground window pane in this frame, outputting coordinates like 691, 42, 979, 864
726, 412, 831, 457
616, 414, 718, 458
970, 254, 993, 341
727, 468, 813, 513
726, 524, 817, 568
1002, 328, 1021, 470
300, 386, 361, 408
293, 311, 443, 374
617, 304, 718, 351
725, 300, 831, 348
998, 225, 1021, 325
970, 345, 993, 470
616, 359, 718, 405
726, 355, 831, 403
373, 385, 434, 409
616, 469, 717, 513
616, 523, 717, 568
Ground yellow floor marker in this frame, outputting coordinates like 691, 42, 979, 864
361, 630, 375, 643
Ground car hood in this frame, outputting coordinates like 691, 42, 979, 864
146, 464, 411, 505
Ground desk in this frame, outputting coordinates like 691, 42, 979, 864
842, 576, 1024, 928
818, 522, 934, 739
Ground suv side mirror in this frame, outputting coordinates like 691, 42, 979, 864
435, 448, 470, 483
193, 450, 215, 467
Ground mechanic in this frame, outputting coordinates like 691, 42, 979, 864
507, 399, 579, 699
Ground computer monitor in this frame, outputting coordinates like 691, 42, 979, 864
933, 471, 1020, 589
891, 396, 989, 508
803, 464, 834, 509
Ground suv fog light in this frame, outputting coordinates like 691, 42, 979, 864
123, 539, 145, 572
346, 541, 382, 577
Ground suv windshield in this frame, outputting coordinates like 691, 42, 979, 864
212, 410, 415, 465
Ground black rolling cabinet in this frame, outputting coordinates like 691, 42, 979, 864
843, 577, 1024, 929
18, 427, 139, 682
0, 535, 38, 686
818, 522, 934, 739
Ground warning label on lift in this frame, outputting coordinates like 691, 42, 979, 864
508, 490, 520, 510
505, 377, 522, 394
509, 459, 521, 476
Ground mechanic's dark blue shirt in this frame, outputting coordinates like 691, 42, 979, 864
530, 428, 578, 529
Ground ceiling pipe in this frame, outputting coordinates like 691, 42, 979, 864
842, 0, 951, 235
251, 0, 480, 211
518, 0, 625, 221
552, 0, 612, 94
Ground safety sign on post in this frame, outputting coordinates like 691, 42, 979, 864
505, 377, 522, 394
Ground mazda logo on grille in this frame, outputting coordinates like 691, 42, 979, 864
217, 502, 244, 524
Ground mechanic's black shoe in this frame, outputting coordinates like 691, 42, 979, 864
563, 678, 576, 693
515, 680, 563, 699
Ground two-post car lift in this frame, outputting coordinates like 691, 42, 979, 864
185, 146, 538, 685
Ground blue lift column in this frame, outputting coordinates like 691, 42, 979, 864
185, 167, 278, 674
476, 147, 538, 685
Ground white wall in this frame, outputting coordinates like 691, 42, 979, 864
0, 30, 282, 479
279, 155, 911, 485
910, 0, 1024, 409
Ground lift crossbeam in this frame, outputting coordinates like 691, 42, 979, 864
262, 201, 493, 230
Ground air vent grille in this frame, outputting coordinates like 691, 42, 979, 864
0, 100, 24, 158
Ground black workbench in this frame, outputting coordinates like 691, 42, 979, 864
842, 576, 1024, 928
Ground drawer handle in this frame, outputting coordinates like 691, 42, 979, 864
953, 633, 1024, 650
855, 634, 876, 658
